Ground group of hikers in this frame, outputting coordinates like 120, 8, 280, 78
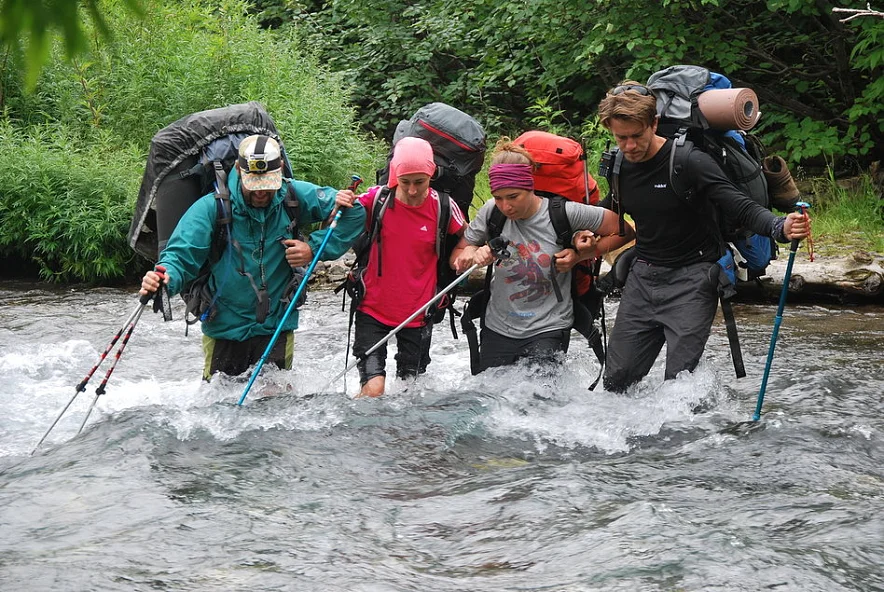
139, 82, 811, 397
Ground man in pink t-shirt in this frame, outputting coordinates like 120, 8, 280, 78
336, 137, 466, 397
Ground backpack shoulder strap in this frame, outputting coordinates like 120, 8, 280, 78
370, 186, 393, 233
547, 195, 573, 248
209, 162, 232, 262
358, 186, 393, 276
435, 190, 451, 259
281, 180, 300, 238
487, 205, 506, 241
546, 195, 572, 303
434, 190, 455, 286
607, 148, 627, 236
669, 132, 693, 202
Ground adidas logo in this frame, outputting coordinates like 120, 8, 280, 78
419, 225, 428, 232
654, 183, 667, 189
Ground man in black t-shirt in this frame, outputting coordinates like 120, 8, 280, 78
584, 82, 810, 393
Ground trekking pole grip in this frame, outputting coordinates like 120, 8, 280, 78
140, 265, 167, 305
792, 201, 812, 256
325, 175, 363, 226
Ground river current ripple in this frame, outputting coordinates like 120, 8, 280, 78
1, 281, 881, 591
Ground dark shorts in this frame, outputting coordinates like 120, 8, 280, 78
202, 332, 294, 381
479, 326, 570, 373
352, 310, 432, 385
603, 259, 719, 393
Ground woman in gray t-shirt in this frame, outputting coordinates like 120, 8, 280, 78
450, 138, 630, 372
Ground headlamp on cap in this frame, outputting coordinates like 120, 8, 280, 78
239, 153, 281, 174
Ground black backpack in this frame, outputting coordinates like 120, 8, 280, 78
460, 196, 605, 385
378, 102, 486, 220
647, 64, 801, 280
127, 102, 304, 328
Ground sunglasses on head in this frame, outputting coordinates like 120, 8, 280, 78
610, 84, 652, 96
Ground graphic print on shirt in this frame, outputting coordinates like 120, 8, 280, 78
501, 240, 553, 307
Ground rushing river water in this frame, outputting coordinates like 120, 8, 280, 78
1, 280, 882, 591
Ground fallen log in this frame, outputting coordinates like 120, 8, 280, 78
309, 250, 884, 306
734, 250, 884, 305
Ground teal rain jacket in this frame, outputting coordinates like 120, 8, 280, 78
158, 168, 366, 341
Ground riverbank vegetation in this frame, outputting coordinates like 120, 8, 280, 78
0, 0, 382, 282
0, 0, 880, 283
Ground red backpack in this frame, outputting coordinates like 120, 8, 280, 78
514, 130, 602, 298
514, 131, 600, 205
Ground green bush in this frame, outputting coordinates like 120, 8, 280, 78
280, 0, 883, 169
7, 0, 383, 187
0, 0, 385, 282
0, 123, 143, 281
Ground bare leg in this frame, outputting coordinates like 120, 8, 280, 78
358, 376, 385, 398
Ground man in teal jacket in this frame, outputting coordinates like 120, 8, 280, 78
140, 135, 365, 380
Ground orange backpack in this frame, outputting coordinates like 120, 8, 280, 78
514, 130, 600, 205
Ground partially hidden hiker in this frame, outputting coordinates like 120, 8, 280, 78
451, 138, 631, 374
595, 82, 810, 393
333, 136, 467, 397
139, 134, 366, 380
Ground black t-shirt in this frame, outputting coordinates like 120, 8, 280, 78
617, 140, 778, 268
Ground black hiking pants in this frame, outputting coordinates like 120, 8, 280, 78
202, 332, 294, 381
353, 310, 432, 385
479, 326, 570, 373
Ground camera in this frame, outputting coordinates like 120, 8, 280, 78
247, 157, 269, 173
599, 140, 615, 179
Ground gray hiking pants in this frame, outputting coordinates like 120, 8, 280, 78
603, 259, 719, 393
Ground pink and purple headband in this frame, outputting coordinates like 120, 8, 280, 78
489, 163, 535, 193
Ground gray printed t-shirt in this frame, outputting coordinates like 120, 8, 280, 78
465, 198, 606, 339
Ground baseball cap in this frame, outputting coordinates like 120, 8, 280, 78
237, 135, 283, 192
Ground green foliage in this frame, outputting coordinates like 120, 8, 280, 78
9, 0, 382, 186
0, 0, 142, 89
806, 168, 884, 255
524, 98, 569, 136
264, 0, 882, 169
0, 122, 142, 280
0, 0, 385, 282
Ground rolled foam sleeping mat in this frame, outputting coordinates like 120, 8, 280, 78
697, 88, 760, 131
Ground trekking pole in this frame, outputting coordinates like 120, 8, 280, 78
32, 266, 165, 453
237, 211, 345, 406
76, 304, 147, 435
321, 235, 512, 392
324, 175, 363, 227
752, 202, 811, 422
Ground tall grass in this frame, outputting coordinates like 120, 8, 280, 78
0, 122, 143, 281
0, 0, 386, 282
805, 171, 884, 256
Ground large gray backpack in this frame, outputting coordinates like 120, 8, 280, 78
378, 102, 486, 219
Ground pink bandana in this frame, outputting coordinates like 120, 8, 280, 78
489, 163, 535, 193
389, 137, 436, 188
